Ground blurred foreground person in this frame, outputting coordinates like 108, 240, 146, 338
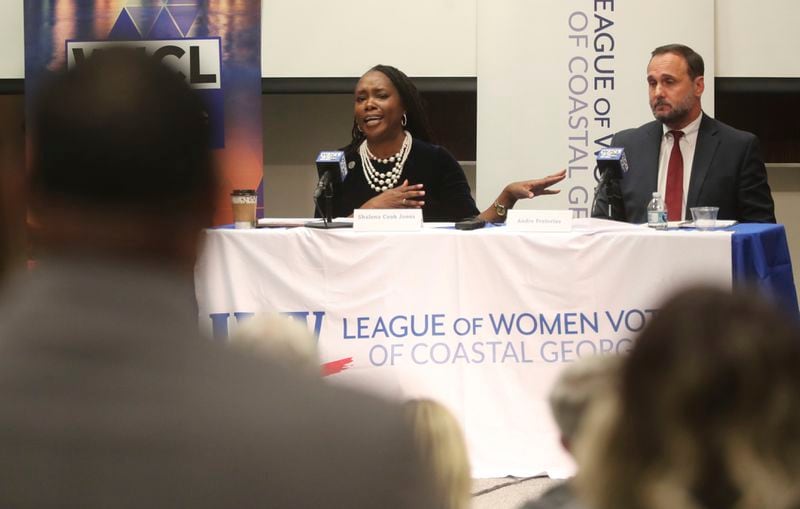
0, 49, 431, 509
0, 146, 12, 281
230, 313, 320, 376
405, 399, 472, 509
575, 287, 800, 509
0, 104, 25, 282
520, 355, 620, 509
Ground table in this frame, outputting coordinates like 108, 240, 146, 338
194, 218, 796, 477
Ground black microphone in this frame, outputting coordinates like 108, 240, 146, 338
594, 147, 628, 221
313, 170, 333, 200
313, 150, 347, 199
596, 147, 629, 181
308, 151, 352, 229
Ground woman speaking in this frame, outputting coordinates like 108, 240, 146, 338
325, 64, 566, 222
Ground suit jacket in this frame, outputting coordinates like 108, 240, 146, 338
0, 257, 431, 509
593, 114, 775, 224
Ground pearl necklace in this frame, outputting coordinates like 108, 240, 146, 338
359, 131, 413, 192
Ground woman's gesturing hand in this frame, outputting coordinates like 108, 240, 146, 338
363, 180, 426, 209
505, 169, 567, 200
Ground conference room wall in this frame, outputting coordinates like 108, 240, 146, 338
716, 0, 800, 78
262, 94, 350, 217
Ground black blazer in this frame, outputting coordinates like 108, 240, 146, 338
321, 139, 479, 222
593, 114, 776, 223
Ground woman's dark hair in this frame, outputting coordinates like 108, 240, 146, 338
347, 64, 435, 154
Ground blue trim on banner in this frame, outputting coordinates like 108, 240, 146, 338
731, 223, 799, 316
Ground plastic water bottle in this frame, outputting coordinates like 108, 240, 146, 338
647, 192, 667, 230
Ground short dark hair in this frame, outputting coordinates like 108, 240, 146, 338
31, 47, 214, 215
651, 44, 705, 79
348, 64, 435, 153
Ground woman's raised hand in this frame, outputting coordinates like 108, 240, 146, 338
505, 169, 567, 200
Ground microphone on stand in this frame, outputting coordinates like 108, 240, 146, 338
307, 151, 352, 229
313, 151, 348, 200
313, 170, 334, 200
593, 147, 628, 222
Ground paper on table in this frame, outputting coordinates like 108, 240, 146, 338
256, 217, 314, 228
258, 217, 357, 228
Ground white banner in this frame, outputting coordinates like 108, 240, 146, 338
194, 219, 732, 477
476, 0, 715, 217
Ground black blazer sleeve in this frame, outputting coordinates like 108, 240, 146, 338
420, 145, 479, 222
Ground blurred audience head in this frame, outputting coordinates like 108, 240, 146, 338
29, 47, 215, 268
0, 138, 9, 279
229, 313, 320, 376
0, 104, 25, 283
404, 398, 471, 509
548, 354, 621, 454
576, 286, 800, 509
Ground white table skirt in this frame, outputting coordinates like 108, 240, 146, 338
194, 218, 732, 477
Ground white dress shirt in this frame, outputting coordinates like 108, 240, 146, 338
656, 112, 703, 220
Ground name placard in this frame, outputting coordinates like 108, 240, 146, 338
353, 209, 423, 232
506, 210, 573, 232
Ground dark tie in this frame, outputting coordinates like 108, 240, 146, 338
665, 130, 685, 221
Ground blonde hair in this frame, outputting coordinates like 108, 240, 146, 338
575, 287, 800, 509
548, 354, 621, 446
229, 313, 319, 376
404, 399, 472, 509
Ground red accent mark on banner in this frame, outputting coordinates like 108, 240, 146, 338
321, 357, 353, 377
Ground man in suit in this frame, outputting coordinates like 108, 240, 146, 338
0, 49, 431, 508
593, 44, 775, 224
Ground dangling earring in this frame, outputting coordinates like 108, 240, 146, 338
401, 113, 408, 127
356, 119, 363, 133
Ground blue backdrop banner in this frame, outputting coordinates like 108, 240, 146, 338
24, 0, 264, 224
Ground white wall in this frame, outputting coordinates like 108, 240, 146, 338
4, 0, 800, 78
0, 0, 477, 79
715, 0, 800, 77
0, 0, 23, 79
262, 0, 477, 77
